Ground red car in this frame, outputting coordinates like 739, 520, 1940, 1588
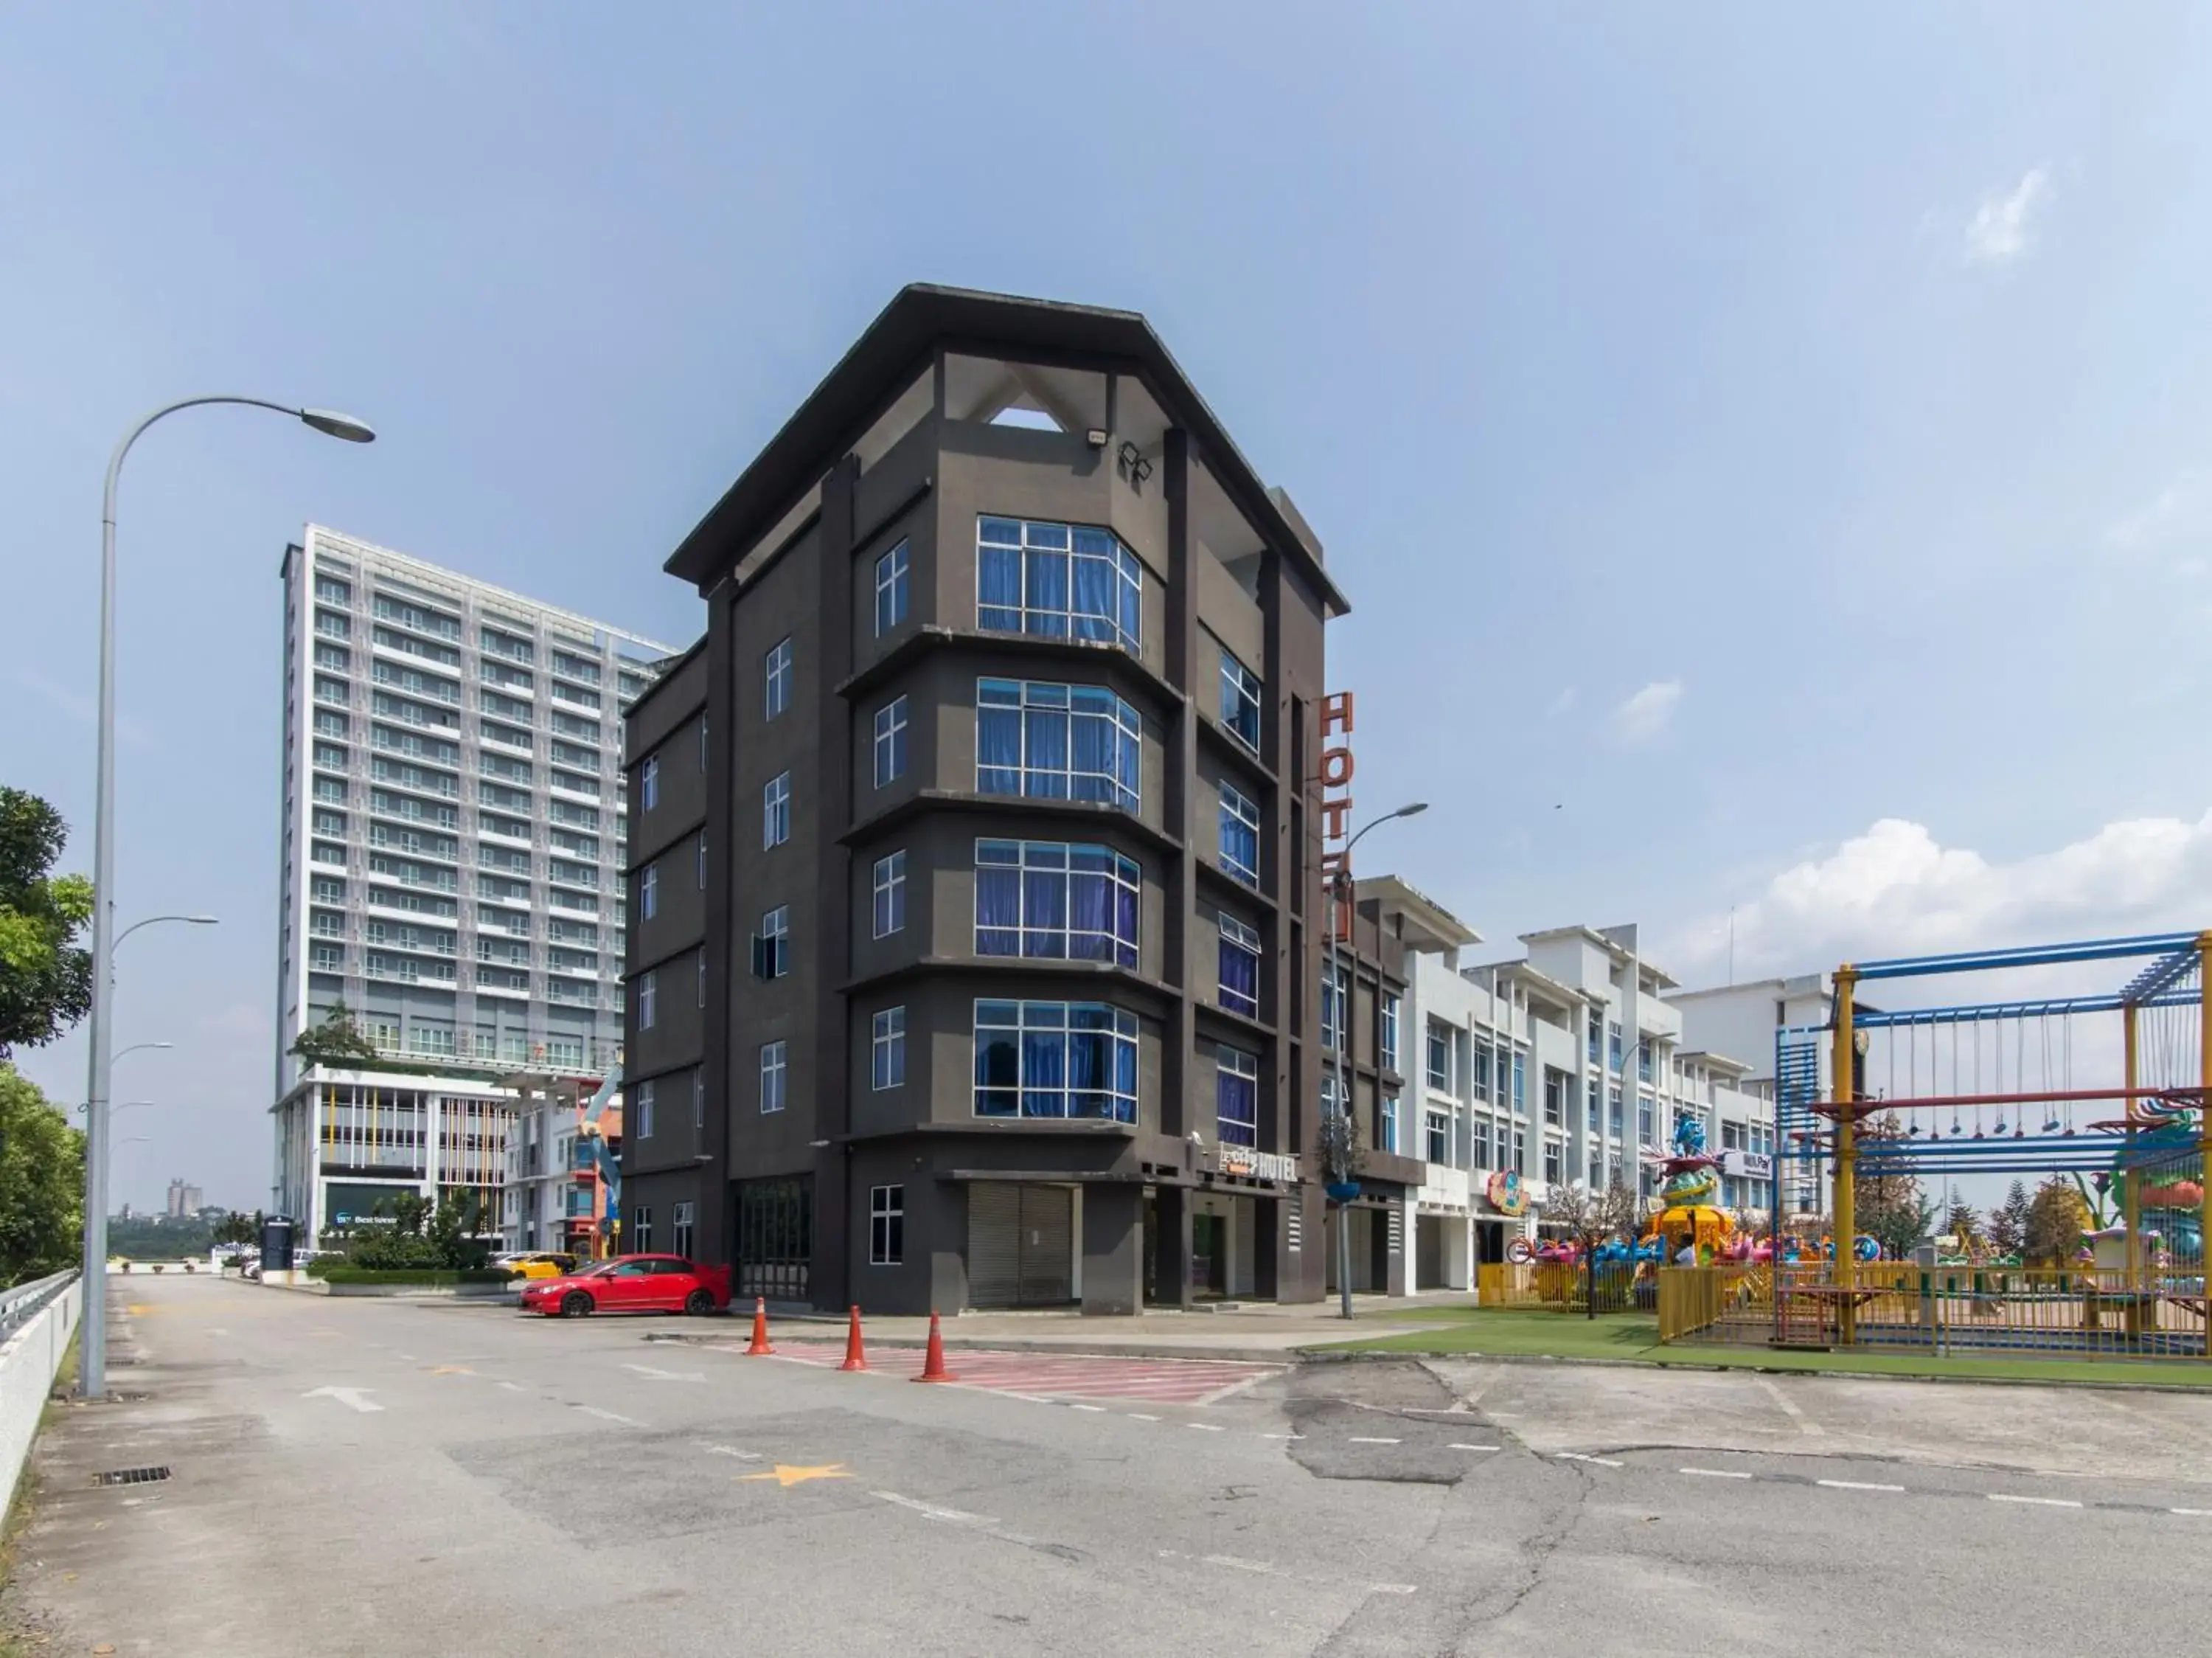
517, 1254, 731, 1318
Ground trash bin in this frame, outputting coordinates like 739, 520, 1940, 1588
260, 1215, 296, 1273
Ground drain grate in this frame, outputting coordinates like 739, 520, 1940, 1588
92, 1466, 170, 1487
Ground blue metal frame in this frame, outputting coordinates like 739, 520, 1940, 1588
1852, 987, 2199, 1029
1850, 932, 2199, 980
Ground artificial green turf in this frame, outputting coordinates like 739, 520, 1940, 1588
1313, 1307, 2212, 1387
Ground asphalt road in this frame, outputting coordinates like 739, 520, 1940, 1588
9, 1277, 2212, 1656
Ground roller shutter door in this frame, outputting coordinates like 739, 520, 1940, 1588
1017, 1185, 1074, 1305
966, 1183, 1075, 1308
967, 1184, 1022, 1308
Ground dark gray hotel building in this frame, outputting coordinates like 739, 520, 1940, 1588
619, 286, 1422, 1314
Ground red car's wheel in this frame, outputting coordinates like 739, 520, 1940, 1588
684, 1289, 714, 1317
559, 1291, 593, 1318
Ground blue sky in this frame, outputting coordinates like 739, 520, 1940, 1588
5, 4, 2211, 1209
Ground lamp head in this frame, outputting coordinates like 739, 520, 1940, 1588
299, 409, 377, 444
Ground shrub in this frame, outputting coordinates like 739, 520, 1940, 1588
313, 1266, 512, 1286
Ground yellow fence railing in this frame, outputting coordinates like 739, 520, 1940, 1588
1476, 1261, 1582, 1308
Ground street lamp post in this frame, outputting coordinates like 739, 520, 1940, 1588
81, 398, 373, 1401
1325, 802, 1427, 1319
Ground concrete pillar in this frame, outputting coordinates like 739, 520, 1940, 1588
1254, 1196, 1279, 1299
1082, 1184, 1144, 1316
1151, 1184, 1192, 1308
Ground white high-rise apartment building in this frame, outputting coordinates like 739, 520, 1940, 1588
268, 527, 677, 1234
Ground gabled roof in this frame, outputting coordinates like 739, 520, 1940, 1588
664, 284, 1350, 615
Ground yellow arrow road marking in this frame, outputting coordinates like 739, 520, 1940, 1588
739, 1463, 852, 1488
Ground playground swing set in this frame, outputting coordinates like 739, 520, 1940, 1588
1685, 930, 2212, 1359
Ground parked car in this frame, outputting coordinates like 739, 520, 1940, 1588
495, 1252, 579, 1282
515, 1255, 731, 1318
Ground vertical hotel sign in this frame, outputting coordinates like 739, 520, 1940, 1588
1318, 692, 1354, 939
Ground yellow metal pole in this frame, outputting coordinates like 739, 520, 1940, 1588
2198, 932, 2212, 1359
2124, 1003, 2140, 1293
1832, 966, 1857, 1345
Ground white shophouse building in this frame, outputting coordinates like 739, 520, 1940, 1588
1667, 974, 1836, 1218
1362, 881, 1779, 1291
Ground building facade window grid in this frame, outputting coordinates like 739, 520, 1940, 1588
874, 541, 909, 637
869, 1184, 904, 1265
763, 771, 790, 848
1217, 912, 1261, 1018
873, 696, 908, 788
1218, 648, 1262, 751
975, 679, 1140, 812
1216, 1044, 1259, 1147
975, 839, 1138, 968
760, 1041, 787, 1113
1217, 781, 1260, 887
765, 637, 792, 719
872, 1006, 906, 1090
872, 849, 906, 938
975, 516, 1141, 653
972, 999, 1138, 1123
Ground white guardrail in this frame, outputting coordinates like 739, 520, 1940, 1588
0, 1271, 82, 1514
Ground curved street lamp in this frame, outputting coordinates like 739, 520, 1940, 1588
80, 398, 376, 1401
116, 915, 219, 951
1324, 802, 1428, 1318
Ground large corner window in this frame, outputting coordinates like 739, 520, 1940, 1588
973, 999, 1138, 1123
1219, 648, 1262, 751
1217, 780, 1260, 887
1217, 1044, 1259, 1147
1216, 912, 1260, 1019
975, 517, 1141, 652
975, 839, 1138, 968
976, 679, 1139, 811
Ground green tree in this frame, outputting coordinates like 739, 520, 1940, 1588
2025, 1176, 2092, 1265
212, 1210, 263, 1258
0, 1064, 85, 1284
1863, 1190, 1938, 1262
1537, 1176, 1643, 1318
1988, 1180, 2031, 1258
1944, 1191, 1983, 1250
288, 999, 381, 1067
0, 788, 94, 1059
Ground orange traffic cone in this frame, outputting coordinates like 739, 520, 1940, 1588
744, 1297, 775, 1356
838, 1304, 869, 1372
913, 1311, 957, 1383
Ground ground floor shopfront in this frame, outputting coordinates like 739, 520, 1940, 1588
1406, 1165, 1544, 1292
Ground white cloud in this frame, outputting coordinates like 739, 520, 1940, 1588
1678, 811, 2212, 977
1613, 679, 1682, 746
2105, 469, 2211, 553
1964, 167, 2049, 265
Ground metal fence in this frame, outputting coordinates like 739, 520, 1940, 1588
0, 1272, 77, 1345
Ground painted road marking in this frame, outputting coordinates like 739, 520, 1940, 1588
1068, 1404, 1107, 1412
1186, 1422, 1225, 1432
1556, 1453, 1622, 1468
621, 1362, 704, 1383
302, 1387, 381, 1413
1349, 1437, 1402, 1445
1989, 1494, 2083, 1508
2171, 1508, 2212, 1516
1756, 1377, 1823, 1436
1127, 1413, 1161, 1422
1449, 1444, 1499, 1453
428, 1366, 473, 1376
872, 1491, 992, 1523
1818, 1480, 1904, 1493
1260, 1432, 1304, 1441
1203, 1554, 1278, 1575
703, 1445, 762, 1461
1680, 1467, 1753, 1480
495, 1381, 526, 1392
740, 1463, 852, 1488
573, 1406, 639, 1425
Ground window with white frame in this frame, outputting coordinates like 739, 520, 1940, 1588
874, 541, 909, 637
872, 1006, 905, 1090
640, 862, 658, 920
1218, 648, 1262, 750
872, 849, 906, 938
869, 1184, 904, 1265
759, 1041, 787, 1113
763, 771, 790, 848
1217, 780, 1260, 886
1379, 1090, 1400, 1154
752, 906, 789, 979
1381, 993, 1401, 1073
641, 755, 658, 811
765, 637, 792, 719
972, 999, 1138, 1122
1216, 913, 1261, 1019
672, 1201, 695, 1260
636, 1079, 656, 1138
1425, 1108, 1450, 1165
631, 1205, 653, 1252
873, 696, 908, 787
975, 516, 1141, 651
1321, 960, 1346, 1052
636, 969, 657, 1030
1426, 1022, 1452, 1092
975, 679, 1140, 811
974, 839, 1138, 967
1217, 1044, 1259, 1147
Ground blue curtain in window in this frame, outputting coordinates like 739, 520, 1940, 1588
1026, 549, 1068, 634
1068, 699, 1112, 801
1025, 707, 1068, 796
1068, 1027, 1105, 1117
1068, 867, 1112, 962
1112, 1027, 1137, 1120
977, 704, 1022, 794
975, 1024, 1019, 1115
1217, 1069, 1257, 1146
1114, 881, 1138, 968
976, 867, 1021, 956
1022, 1030, 1065, 1115
1071, 555, 1115, 642
978, 547, 1022, 630
1220, 938, 1258, 1016
1023, 868, 1067, 956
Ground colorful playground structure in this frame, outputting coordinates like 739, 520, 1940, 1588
1673, 929, 2212, 1357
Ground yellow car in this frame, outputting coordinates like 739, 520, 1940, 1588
497, 1252, 580, 1282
